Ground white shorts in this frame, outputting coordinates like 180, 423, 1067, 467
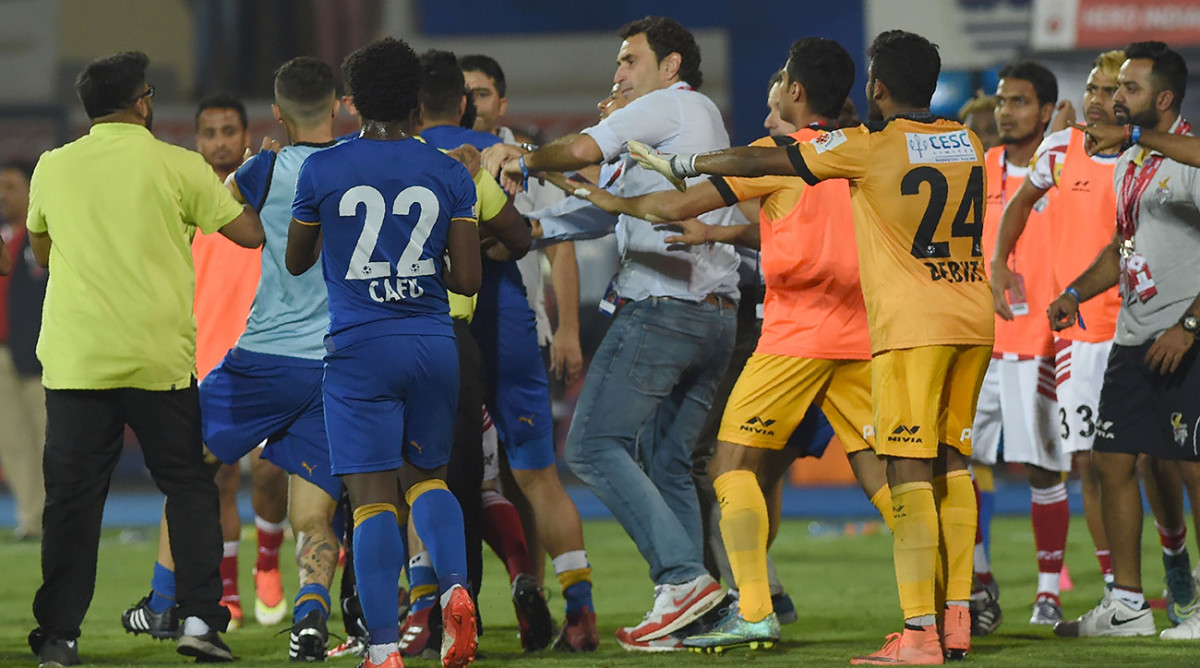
1055, 337, 1114, 455
971, 355, 1067, 472
482, 406, 500, 483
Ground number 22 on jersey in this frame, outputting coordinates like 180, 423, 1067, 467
341, 184, 440, 281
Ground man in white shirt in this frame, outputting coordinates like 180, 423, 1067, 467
484, 16, 741, 652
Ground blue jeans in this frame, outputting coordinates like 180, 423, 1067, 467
565, 297, 736, 585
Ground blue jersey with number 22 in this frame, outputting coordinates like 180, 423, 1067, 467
292, 137, 477, 344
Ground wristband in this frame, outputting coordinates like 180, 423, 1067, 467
518, 155, 530, 191
669, 153, 699, 179
1063, 287, 1086, 330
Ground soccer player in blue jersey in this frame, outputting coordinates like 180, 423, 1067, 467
418, 48, 597, 653
121, 57, 346, 661
286, 37, 482, 668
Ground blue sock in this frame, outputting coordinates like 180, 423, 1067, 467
353, 510, 402, 645
407, 552, 438, 612
564, 581, 593, 616
979, 490, 995, 558
294, 583, 331, 623
148, 561, 176, 613
410, 486, 469, 595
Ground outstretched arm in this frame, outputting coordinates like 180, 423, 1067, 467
1074, 121, 1200, 165
553, 174, 728, 224
1046, 233, 1121, 331
628, 140, 800, 190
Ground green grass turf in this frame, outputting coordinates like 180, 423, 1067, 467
1, 516, 1198, 666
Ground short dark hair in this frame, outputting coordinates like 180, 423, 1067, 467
768, 69, 785, 91
460, 54, 506, 98
1, 160, 35, 184
195, 92, 248, 130
420, 50, 467, 120
75, 51, 150, 119
1124, 40, 1188, 111
619, 16, 703, 90
997, 61, 1058, 108
342, 37, 422, 123
786, 37, 856, 120
866, 30, 941, 109
274, 57, 336, 125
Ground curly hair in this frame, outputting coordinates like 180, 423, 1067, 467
619, 16, 703, 90
341, 38, 421, 123
75, 51, 150, 119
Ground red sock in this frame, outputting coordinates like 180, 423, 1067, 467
1096, 550, 1113, 579
1031, 482, 1070, 596
481, 489, 534, 582
1156, 521, 1187, 556
220, 541, 240, 604
255, 516, 286, 572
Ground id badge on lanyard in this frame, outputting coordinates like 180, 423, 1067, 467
1119, 244, 1158, 303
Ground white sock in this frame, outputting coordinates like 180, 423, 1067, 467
947, 600, 969, 608
552, 550, 589, 575
1037, 572, 1061, 597
440, 583, 464, 608
181, 616, 210, 636
367, 642, 398, 664
906, 614, 936, 628
974, 542, 991, 574
1112, 587, 1146, 610
222, 540, 239, 558
255, 515, 287, 533
1104, 572, 1115, 585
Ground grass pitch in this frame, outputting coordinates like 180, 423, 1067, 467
0, 516, 1197, 666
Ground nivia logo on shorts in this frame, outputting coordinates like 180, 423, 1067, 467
887, 425, 922, 443
1096, 420, 1115, 440
741, 416, 776, 436
906, 131, 976, 164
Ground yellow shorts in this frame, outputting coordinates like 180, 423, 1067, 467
871, 344, 991, 459
718, 353, 875, 454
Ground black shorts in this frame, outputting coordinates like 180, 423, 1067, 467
1095, 341, 1200, 461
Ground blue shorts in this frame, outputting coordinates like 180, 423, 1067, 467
471, 260, 555, 471
323, 332, 459, 475
786, 405, 834, 458
199, 348, 340, 500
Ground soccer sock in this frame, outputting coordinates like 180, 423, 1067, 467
1096, 550, 1114, 585
407, 480, 468, 595
974, 465, 996, 556
892, 481, 939, 622
353, 503, 403, 645
149, 561, 176, 613
934, 470, 977, 605
1031, 482, 1070, 599
1113, 585, 1147, 610
367, 643, 399, 665
407, 552, 438, 612
480, 489, 534, 583
1157, 521, 1188, 556
869, 485, 895, 532
713, 470, 772, 622
294, 583, 331, 623
553, 550, 593, 616
255, 516, 287, 573
220, 540, 240, 606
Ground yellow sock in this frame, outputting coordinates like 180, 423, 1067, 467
556, 567, 592, 591
869, 485, 895, 532
934, 470, 977, 603
891, 481, 939, 620
714, 470, 771, 622
973, 464, 994, 493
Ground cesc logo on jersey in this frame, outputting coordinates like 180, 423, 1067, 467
907, 131, 976, 164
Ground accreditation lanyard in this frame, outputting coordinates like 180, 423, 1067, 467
1116, 119, 1191, 253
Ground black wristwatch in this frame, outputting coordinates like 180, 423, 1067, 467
1180, 313, 1200, 335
